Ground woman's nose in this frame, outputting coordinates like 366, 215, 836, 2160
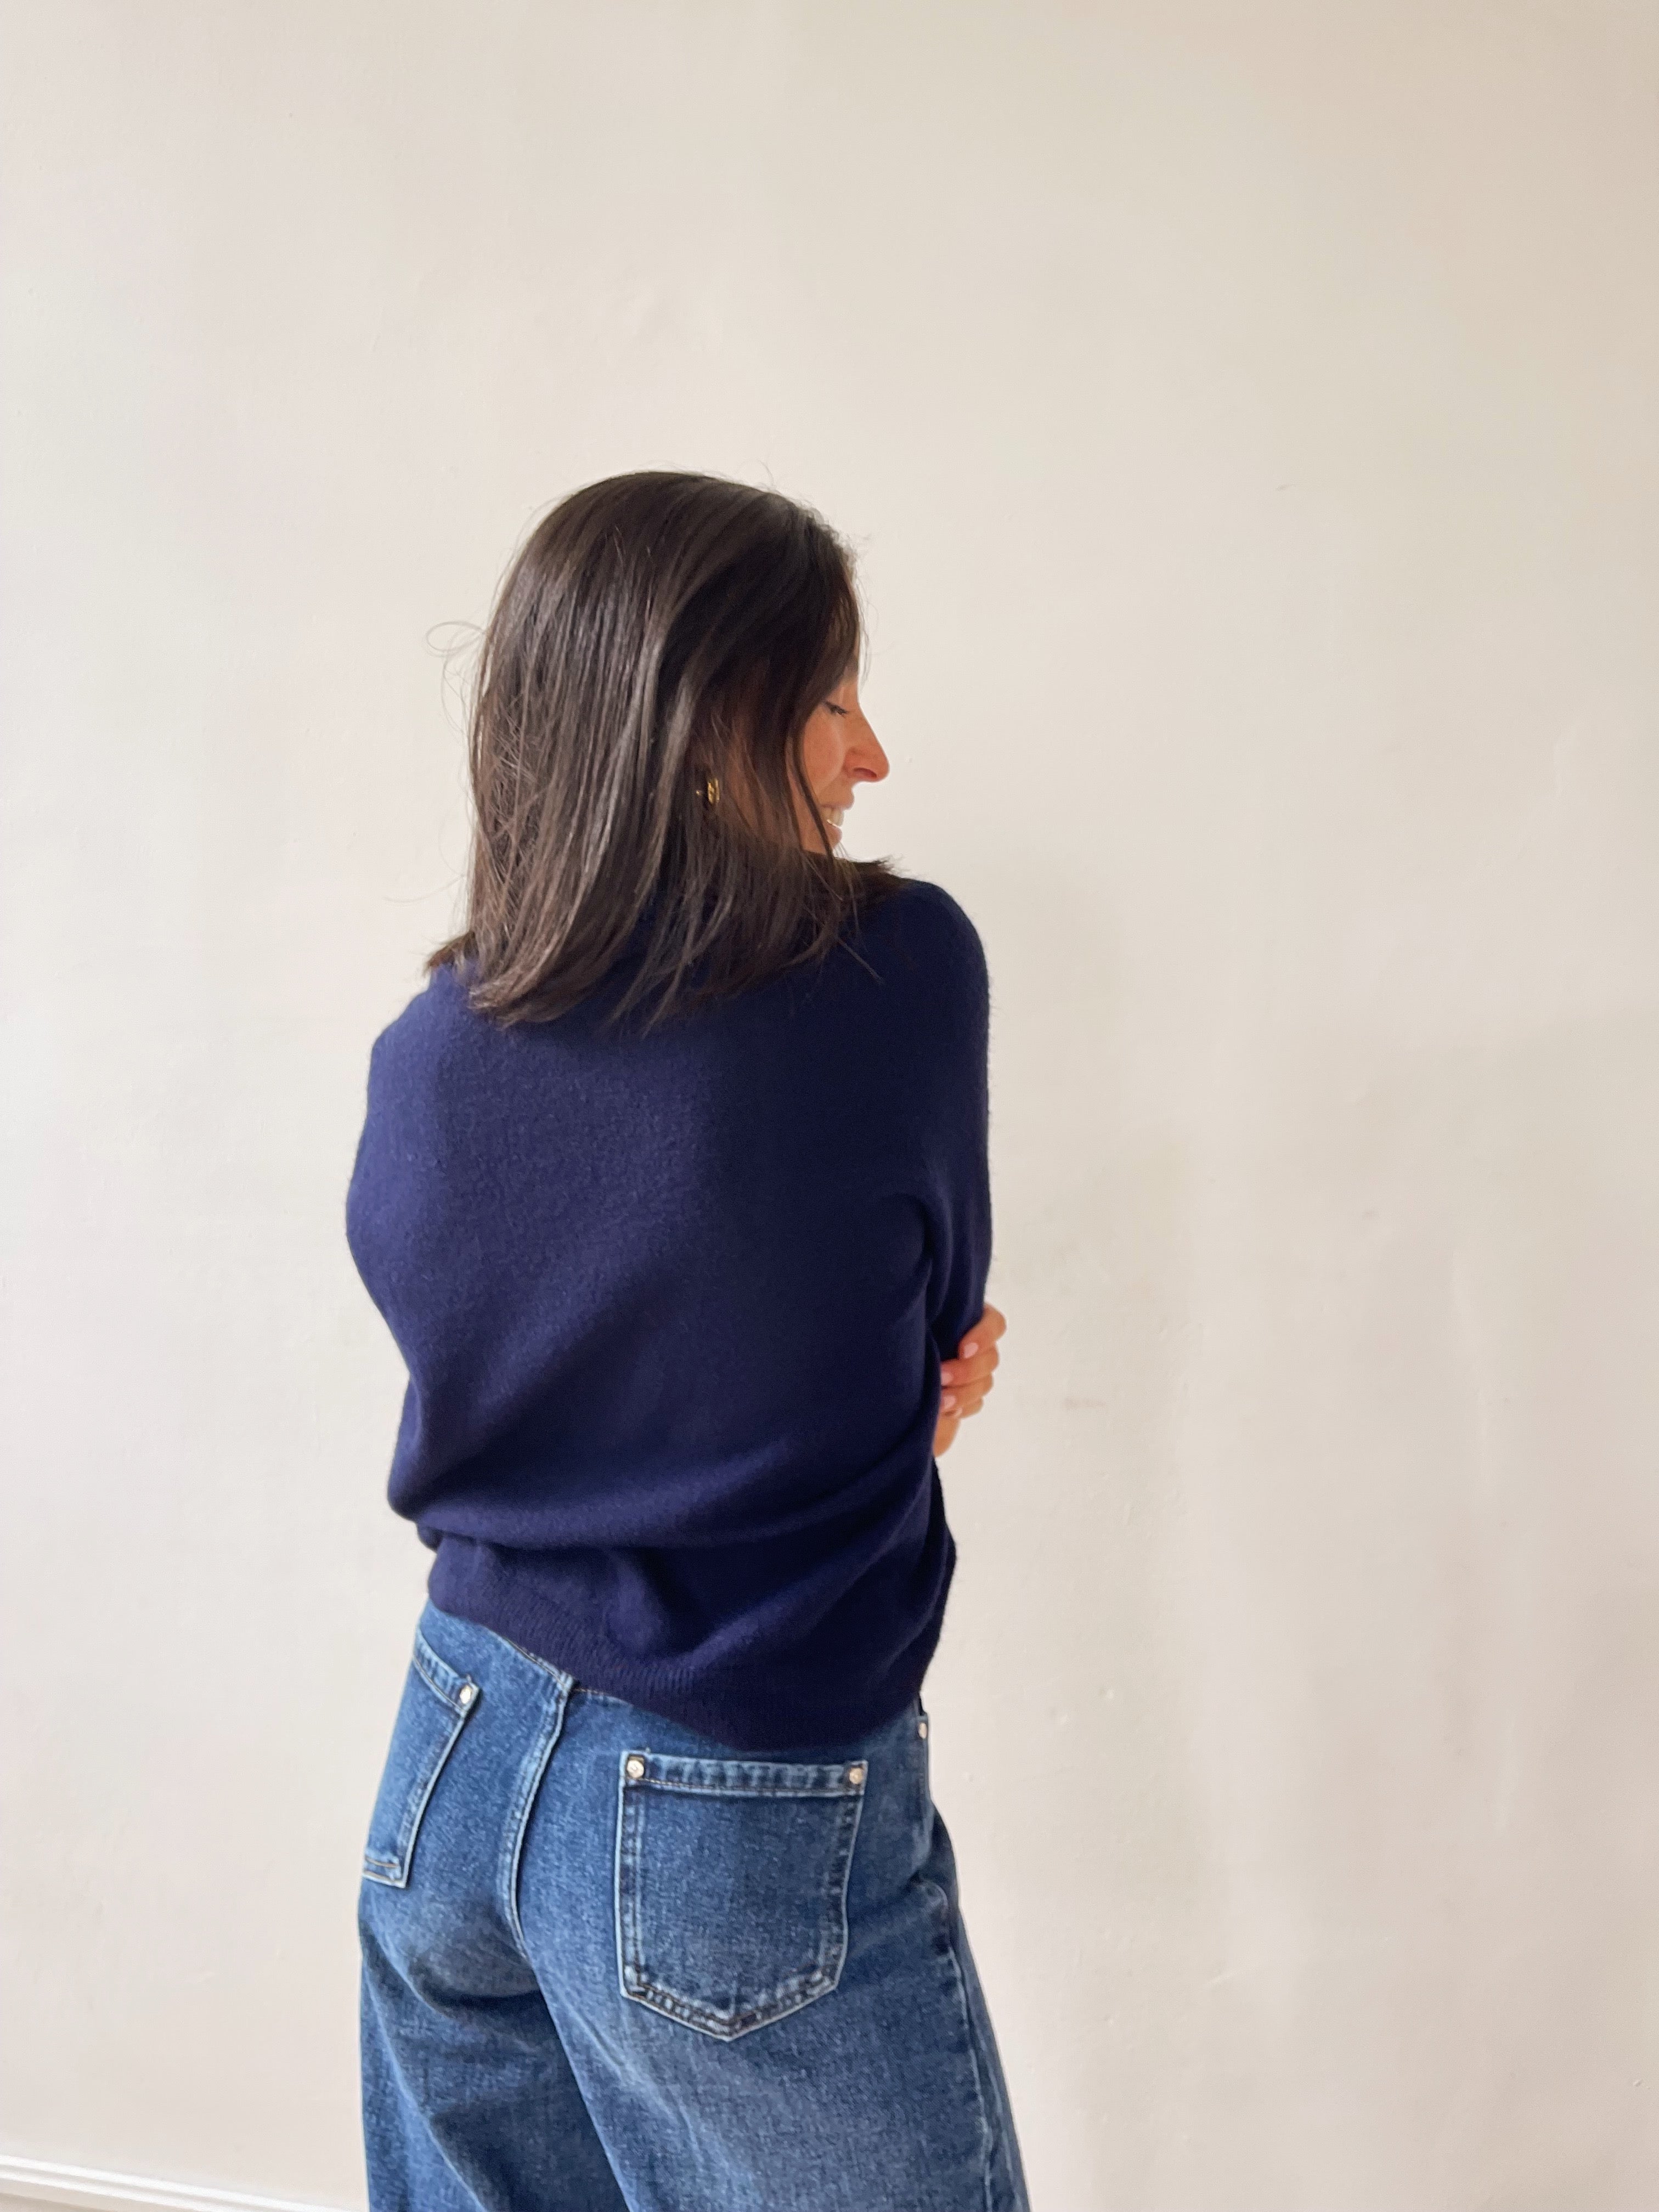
853, 719, 890, 783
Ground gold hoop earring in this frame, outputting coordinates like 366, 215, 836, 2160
703, 774, 721, 806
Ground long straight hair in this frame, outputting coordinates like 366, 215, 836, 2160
429, 472, 907, 1029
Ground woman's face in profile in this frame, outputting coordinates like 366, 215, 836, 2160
796, 668, 890, 850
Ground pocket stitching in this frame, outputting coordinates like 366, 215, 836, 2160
360, 1649, 480, 1888
411, 1627, 471, 1711
615, 1752, 866, 2040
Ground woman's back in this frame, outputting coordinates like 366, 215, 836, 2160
347, 872, 990, 1752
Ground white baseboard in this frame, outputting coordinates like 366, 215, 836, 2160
0, 2157, 348, 2212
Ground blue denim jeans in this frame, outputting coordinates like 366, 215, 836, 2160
359, 1602, 1029, 2212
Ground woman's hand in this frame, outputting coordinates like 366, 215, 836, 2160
933, 1302, 1006, 1458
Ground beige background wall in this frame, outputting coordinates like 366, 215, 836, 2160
4, 5, 1658, 2208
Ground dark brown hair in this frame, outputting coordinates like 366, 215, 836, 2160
429, 471, 906, 1029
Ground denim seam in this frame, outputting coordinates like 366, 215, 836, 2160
612, 1755, 630, 2024
623, 1776, 860, 1801
361, 1652, 479, 1888
411, 1628, 473, 1713
919, 1873, 996, 2212
623, 1751, 867, 1795
498, 1632, 577, 1691
499, 1680, 569, 1955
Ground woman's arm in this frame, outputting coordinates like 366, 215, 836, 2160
933, 1301, 1006, 1458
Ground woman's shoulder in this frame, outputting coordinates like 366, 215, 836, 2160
848, 872, 989, 990
364, 957, 489, 1084
366, 883, 989, 1074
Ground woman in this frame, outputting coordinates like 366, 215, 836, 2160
346, 471, 1028, 2212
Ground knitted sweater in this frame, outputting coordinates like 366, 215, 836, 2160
345, 876, 991, 1751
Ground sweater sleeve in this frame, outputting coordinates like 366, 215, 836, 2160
895, 882, 994, 1367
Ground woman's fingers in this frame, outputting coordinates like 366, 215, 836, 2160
939, 1363, 997, 1414
938, 1301, 1006, 1420
941, 1302, 1006, 1380
940, 1344, 999, 1385
938, 1350, 1000, 1404
960, 1302, 1007, 1358
941, 1383, 992, 1415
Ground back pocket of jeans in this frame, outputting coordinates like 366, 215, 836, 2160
362, 1629, 479, 1888
616, 1750, 867, 2040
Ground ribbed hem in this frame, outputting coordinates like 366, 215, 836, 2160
426, 1533, 953, 1757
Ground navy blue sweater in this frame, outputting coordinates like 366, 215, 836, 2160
345, 876, 991, 1752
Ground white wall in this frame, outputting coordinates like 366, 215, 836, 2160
4, 4, 1658, 2207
